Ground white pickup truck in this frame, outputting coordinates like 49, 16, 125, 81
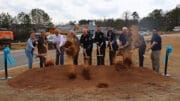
173, 26, 180, 32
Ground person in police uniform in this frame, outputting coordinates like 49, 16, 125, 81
88, 30, 93, 65
94, 26, 106, 65
80, 28, 93, 65
107, 27, 118, 65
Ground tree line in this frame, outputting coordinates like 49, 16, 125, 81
78, 6, 180, 31
0, 8, 53, 41
0, 6, 179, 41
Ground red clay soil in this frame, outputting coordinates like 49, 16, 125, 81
8, 65, 173, 90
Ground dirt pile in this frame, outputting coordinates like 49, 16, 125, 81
8, 65, 172, 90
123, 58, 132, 66
67, 66, 77, 80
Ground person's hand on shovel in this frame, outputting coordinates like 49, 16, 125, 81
97, 45, 101, 55
131, 45, 138, 53
109, 41, 114, 51
56, 43, 61, 54
147, 41, 157, 51
83, 48, 88, 59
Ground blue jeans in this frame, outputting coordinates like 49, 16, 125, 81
25, 49, 33, 69
56, 47, 64, 65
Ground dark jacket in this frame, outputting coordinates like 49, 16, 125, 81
37, 36, 47, 54
119, 33, 132, 50
107, 30, 118, 50
80, 33, 93, 50
151, 34, 161, 51
94, 31, 106, 49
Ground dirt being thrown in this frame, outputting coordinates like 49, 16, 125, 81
45, 58, 55, 67
63, 41, 77, 57
123, 58, 132, 67
8, 65, 172, 90
67, 66, 77, 80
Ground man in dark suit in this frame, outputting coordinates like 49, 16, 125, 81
94, 26, 106, 65
80, 28, 93, 65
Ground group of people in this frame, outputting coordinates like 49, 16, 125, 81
25, 31, 48, 69
25, 25, 162, 73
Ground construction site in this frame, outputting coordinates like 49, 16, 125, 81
0, 32, 179, 101
0, 1, 179, 100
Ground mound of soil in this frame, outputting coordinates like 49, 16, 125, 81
123, 58, 132, 66
8, 65, 172, 90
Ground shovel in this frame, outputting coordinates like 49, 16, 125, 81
97, 46, 103, 65
83, 49, 90, 66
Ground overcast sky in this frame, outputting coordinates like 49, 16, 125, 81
0, 0, 179, 24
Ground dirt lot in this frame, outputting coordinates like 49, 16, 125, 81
0, 34, 180, 101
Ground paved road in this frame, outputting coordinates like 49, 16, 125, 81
0, 50, 56, 70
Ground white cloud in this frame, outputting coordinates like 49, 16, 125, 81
0, 0, 179, 24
